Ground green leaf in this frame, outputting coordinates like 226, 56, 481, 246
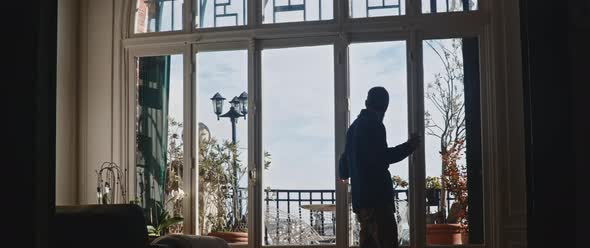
147, 225, 158, 236
160, 216, 184, 230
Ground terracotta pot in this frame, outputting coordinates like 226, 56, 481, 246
426, 224, 463, 245
147, 235, 159, 244
461, 230, 469, 244
208, 231, 248, 244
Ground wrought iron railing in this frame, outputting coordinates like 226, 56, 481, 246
228, 187, 456, 245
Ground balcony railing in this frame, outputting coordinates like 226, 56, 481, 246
227, 187, 456, 245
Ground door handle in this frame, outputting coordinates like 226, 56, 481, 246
248, 167, 257, 184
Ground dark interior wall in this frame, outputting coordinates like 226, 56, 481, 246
520, 0, 588, 247
35, 0, 57, 246
569, 2, 589, 247
6, 0, 57, 247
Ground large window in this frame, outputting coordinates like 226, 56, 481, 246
127, 1, 491, 247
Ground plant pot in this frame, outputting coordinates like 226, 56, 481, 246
426, 224, 463, 245
461, 229, 469, 244
147, 235, 160, 244
207, 231, 248, 244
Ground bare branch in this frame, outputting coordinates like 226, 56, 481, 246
426, 130, 443, 139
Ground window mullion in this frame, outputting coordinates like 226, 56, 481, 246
185, 0, 194, 32
335, 0, 348, 24
248, 39, 263, 248
334, 35, 350, 248
249, 0, 259, 28
183, 43, 195, 234
407, 0, 423, 17
408, 30, 426, 248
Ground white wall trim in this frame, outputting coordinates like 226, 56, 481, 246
57, 0, 80, 205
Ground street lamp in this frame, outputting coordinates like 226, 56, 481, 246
211, 92, 248, 143
210, 93, 226, 120
238, 92, 248, 116
210, 91, 248, 228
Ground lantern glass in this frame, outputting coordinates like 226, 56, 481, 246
211, 93, 225, 116
239, 92, 248, 115
230, 96, 241, 110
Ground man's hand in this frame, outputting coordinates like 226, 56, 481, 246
408, 133, 422, 150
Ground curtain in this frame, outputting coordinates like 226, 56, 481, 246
462, 37, 483, 244
137, 55, 171, 222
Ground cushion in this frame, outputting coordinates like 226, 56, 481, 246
151, 235, 230, 248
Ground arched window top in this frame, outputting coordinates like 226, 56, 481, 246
130, 0, 482, 36
134, 0, 184, 34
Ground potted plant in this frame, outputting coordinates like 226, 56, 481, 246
164, 118, 185, 234
198, 135, 271, 244
145, 201, 184, 242
131, 118, 185, 240
425, 176, 442, 208
426, 140, 468, 245
441, 139, 469, 244
392, 175, 409, 190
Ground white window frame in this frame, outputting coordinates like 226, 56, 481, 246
117, 0, 523, 248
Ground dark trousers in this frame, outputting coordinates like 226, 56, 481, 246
355, 204, 398, 248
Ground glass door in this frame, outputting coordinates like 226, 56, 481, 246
195, 48, 250, 244
260, 44, 336, 246
347, 40, 411, 247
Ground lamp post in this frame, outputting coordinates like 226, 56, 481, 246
211, 91, 248, 228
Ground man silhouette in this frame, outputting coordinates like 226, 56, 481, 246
339, 86, 420, 248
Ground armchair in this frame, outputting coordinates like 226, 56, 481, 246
54, 204, 161, 248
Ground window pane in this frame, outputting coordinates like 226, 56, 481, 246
195, 0, 247, 28
135, 54, 184, 234
422, 0, 478, 13
262, 0, 334, 24
135, 0, 184, 33
349, 0, 405, 18
262, 45, 335, 245
349, 41, 409, 246
196, 50, 249, 243
423, 38, 483, 245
